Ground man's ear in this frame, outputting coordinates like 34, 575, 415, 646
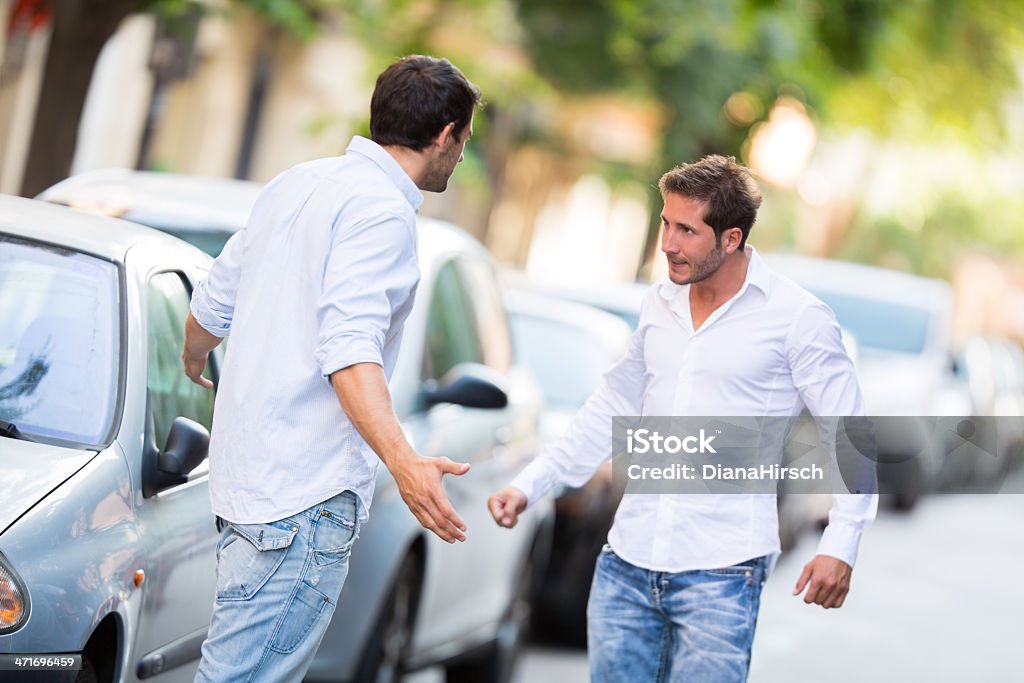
433, 122, 456, 149
724, 227, 743, 253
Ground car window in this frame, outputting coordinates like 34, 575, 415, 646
510, 313, 610, 410
459, 258, 512, 374
810, 290, 931, 355
147, 272, 214, 450
0, 235, 120, 447
424, 260, 481, 380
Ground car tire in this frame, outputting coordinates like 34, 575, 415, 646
75, 654, 98, 683
445, 547, 534, 683
356, 554, 421, 683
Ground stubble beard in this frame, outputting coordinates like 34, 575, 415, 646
669, 243, 725, 285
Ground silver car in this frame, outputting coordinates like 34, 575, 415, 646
39, 171, 552, 682
1, 195, 224, 682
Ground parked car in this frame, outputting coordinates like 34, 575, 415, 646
38, 171, 552, 682
956, 335, 1024, 482
764, 252, 972, 507
534, 282, 649, 331
1, 195, 225, 682
504, 291, 631, 646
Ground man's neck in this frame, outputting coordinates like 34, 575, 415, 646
381, 145, 430, 189
690, 247, 751, 306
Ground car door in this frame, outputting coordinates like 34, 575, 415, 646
131, 270, 220, 681
409, 255, 538, 650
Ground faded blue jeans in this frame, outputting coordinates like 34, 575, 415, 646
195, 490, 359, 682
587, 546, 767, 683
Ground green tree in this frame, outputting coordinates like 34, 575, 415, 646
514, 0, 1024, 260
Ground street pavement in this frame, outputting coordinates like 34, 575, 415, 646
411, 473, 1024, 682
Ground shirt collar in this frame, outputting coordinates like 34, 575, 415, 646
345, 136, 424, 212
657, 245, 772, 301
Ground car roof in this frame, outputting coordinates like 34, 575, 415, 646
506, 289, 632, 338
38, 168, 263, 235
0, 193, 187, 261
762, 252, 952, 311
39, 169, 487, 266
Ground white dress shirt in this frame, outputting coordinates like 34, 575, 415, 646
511, 246, 877, 572
190, 136, 423, 525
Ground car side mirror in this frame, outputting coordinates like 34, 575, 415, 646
158, 417, 210, 477
423, 362, 509, 409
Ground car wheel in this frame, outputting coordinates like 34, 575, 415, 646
445, 548, 533, 683
75, 654, 98, 683
356, 555, 420, 683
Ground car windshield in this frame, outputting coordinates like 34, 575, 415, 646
0, 235, 121, 447
511, 313, 614, 410
811, 290, 931, 355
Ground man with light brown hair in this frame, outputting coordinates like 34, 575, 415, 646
490, 155, 877, 682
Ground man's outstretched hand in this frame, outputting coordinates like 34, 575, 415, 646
391, 454, 470, 544
488, 486, 528, 528
328, 363, 470, 545
793, 555, 853, 609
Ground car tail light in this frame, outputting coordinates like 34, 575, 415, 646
0, 556, 28, 634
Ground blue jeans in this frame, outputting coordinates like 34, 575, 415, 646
195, 490, 359, 682
587, 547, 767, 683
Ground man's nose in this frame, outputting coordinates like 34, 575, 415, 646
662, 230, 678, 254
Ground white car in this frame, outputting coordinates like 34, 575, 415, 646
764, 252, 972, 507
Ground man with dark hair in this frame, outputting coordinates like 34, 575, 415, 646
490, 155, 877, 681
183, 55, 480, 682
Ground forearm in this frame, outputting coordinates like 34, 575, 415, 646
329, 362, 414, 471
330, 364, 469, 543
184, 312, 224, 359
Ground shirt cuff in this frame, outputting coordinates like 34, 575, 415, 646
509, 457, 560, 510
815, 520, 863, 568
315, 332, 384, 377
190, 284, 231, 338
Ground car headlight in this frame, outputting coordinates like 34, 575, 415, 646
0, 554, 29, 634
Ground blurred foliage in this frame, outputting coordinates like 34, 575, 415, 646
514, 0, 1024, 264
841, 191, 1024, 280
517, 0, 1024, 163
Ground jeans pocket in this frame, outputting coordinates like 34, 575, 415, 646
705, 565, 754, 577
312, 496, 358, 567
705, 557, 764, 588
216, 521, 297, 601
269, 581, 331, 654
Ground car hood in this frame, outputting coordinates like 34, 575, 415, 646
0, 438, 97, 534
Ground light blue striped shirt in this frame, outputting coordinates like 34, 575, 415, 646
190, 136, 423, 524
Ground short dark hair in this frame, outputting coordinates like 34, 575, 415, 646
370, 55, 482, 151
658, 155, 763, 248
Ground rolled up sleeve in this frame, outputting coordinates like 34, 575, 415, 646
315, 209, 418, 377
190, 229, 244, 338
